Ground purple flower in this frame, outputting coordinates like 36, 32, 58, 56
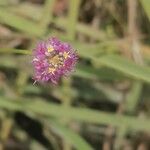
32, 37, 78, 84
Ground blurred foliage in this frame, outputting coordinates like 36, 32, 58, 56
0, 0, 150, 150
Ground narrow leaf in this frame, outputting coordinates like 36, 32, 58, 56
140, 0, 150, 20
0, 97, 150, 131
99, 54, 150, 83
47, 120, 93, 150
0, 8, 45, 37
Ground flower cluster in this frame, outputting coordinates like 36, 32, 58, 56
32, 37, 78, 84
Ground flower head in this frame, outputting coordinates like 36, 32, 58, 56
32, 37, 78, 84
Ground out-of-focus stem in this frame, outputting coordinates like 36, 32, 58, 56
128, 0, 144, 65
61, 78, 72, 150
67, 0, 81, 40
0, 48, 31, 55
0, 117, 13, 150
39, 0, 55, 30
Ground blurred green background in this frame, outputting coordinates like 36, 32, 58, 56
0, 0, 150, 149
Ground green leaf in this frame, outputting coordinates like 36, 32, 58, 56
8, 2, 42, 21
125, 82, 143, 112
0, 97, 150, 131
140, 0, 150, 20
53, 17, 108, 40
75, 64, 124, 81
67, 0, 81, 40
99, 54, 150, 83
0, 8, 45, 37
46, 120, 93, 150
39, 0, 55, 30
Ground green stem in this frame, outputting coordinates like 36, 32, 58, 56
61, 78, 73, 150
39, 0, 55, 30
0, 48, 31, 55
67, 0, 81, 40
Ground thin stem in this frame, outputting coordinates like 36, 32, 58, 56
61, 78, 73, 150
0, 48, 31, 55
67, 0, 81, 40
39, 0, 55, 30
0, 116, 13, 150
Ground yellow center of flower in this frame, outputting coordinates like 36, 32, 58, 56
49, 55, 60, 66
47, 45, 70, 74
48, 55, 60, 74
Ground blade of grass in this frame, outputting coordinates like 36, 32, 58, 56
1, 3, 109, 41
140, 0, 150, 20
67, 0, 81, 40
0, 8, 45, 37
54, 17, 108, 41
8, 2, 42, 21
39, 0, 55, 30
94, 83, 123, 103
114, 126, 127, 150
0, 48, 31, 55
125, 81, 143, 113
45, 120, 93, 150
0, 97, 150, 131
99, 54, 150, 83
